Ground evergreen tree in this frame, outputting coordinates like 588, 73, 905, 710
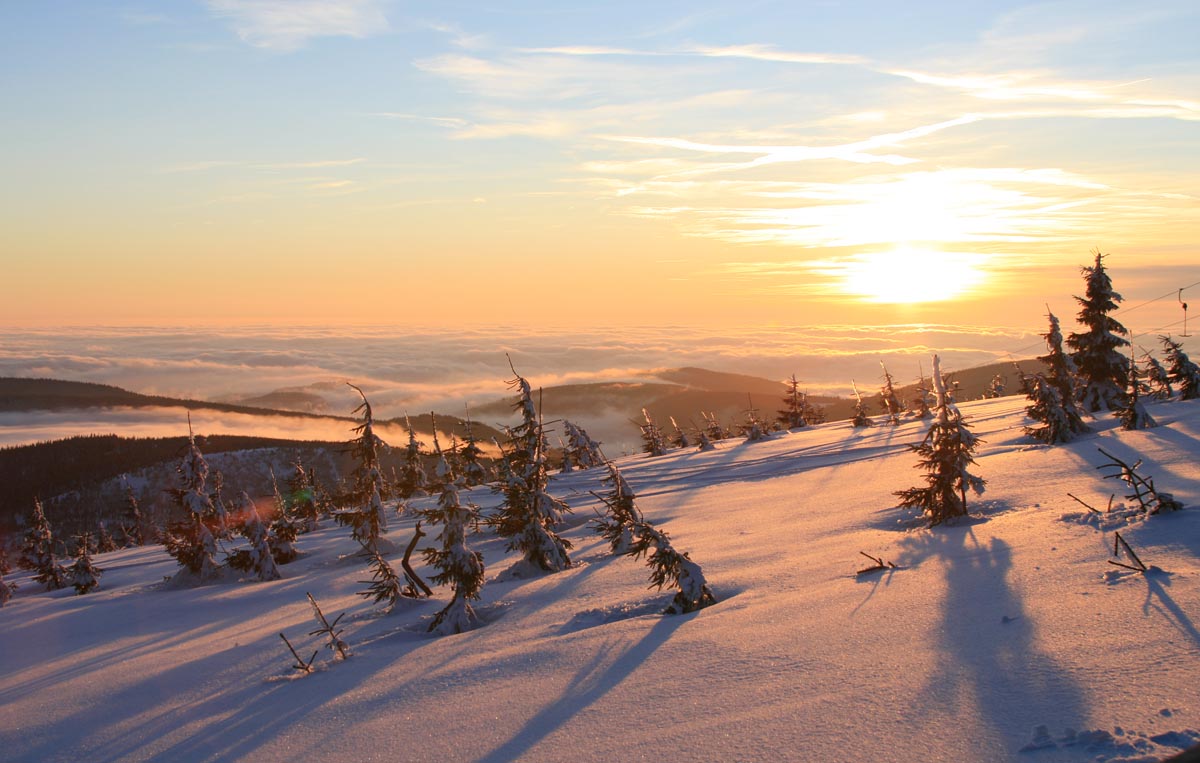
1115, 350, 1156, 430
1026, 310, 1089, 442
909, 367, 934, 419
284, 459, 322, 532
162, 420, 224, 582
397, 414, 429, 498
22, 498, 68, 590
895, 355, 986, 526
850, 381, 874, 428
702, 411, 726, 441
984, 374, 1006, 399
68, 533, 103, 594
0, 548, 14, 606
459, 410, 491, 486
1066, 252, 1131, 411
639, 408, 668, 456
668, 416, 691, 449
777, 374, 808, 429
207, 469, 231, 539
491, 364, 572, 573
878, 363, 902, 424
427, 414, 452, 493
1160, 335, 1200, 400
802, 394, 826, 425
96, 523, 119, 553
591, 461, 638, 555
227, 493, 281, 581
695, 428, 715, 452
419, 455, 485, 635
739, 397, 771, 442
1141, 351, 1173, 400
267, 469, 300, 564
120, 475, 148, 546
334, 384, 392, 554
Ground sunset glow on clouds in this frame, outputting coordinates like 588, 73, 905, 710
0, 0, 1196, 330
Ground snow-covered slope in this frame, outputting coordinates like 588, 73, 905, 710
3, 396, 1199, 763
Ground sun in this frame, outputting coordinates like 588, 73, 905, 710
833, 247, 987, 304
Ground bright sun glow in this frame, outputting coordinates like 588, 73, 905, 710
833, 247, 987, 303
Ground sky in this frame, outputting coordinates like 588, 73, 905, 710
1, 0, 1197, 330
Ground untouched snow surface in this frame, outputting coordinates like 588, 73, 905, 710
3, 396, 1200, 762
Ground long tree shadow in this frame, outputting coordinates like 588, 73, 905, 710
1143, 572, 1200, 651
477, 614, 684, 763
899, 529, 1087, 752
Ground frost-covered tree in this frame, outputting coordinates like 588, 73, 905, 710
284, 459, 322, 532
207, 469, 231, 539
777, 374, 808, 429
119, 475, 149, 546
420, 456, 485, 635
96, 523, 119, 553
591, 461, 639, 555
639, 408, 668, 456
562, 420, 604, 470
227, 493, 281, 581
0, 549, 14, 606
740, 397, 771, 442
984, 374, 1006, 399
68, 533, 103, 594
458, 410, 491, 486
895, 355, 986, 526
1026, 310, 1089, 443
879, 363, 902, 424
702, 411, 726, 441
491, 364, 572, 573
668, 416, 691, 449
162, 421, 224, 582
20, 498, 67, 590
334, 384, 392, 554
695, 428, 715, 452
1066, 252, 1130, 411
397, 414, 429, 498
1141, 351, 1173, 400
850, 381, 874, 428
1115, 351, 1156, 431
1161, 335, 1200, 400
267, 470, 300, 564
909, 367, 934, 419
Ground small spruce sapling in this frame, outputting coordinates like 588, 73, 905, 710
119, 475, 148, 546
419, 453, 485, 635
1025, 310, 1090, 443
895, 355, 986, 526
22, 498, 68, 590
985, 374, 1006, 399
163, 421, 223, 582
591, 461, 639, 555
1141, 351, 1173, 400
668, 416, 691, 449
398, 414, 429, 498
1160, 335, 1200, 400
740, 395, 771, 442
334, 384, 392, 554
777, 374, 808, 429
227, 493, 282, 581
639, 408, 668, 456
1115, 349, 1156, 431
879, 362, 902, 424
850, 381, 874, 428
458, 410, 492, 486
68, 533, 103, 594
563, 419, 604, 469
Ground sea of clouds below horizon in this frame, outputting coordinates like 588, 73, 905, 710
0, 324, 1055, 447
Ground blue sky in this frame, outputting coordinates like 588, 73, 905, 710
1, 1, 1197, 329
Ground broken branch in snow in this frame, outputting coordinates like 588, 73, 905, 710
856, 551, 897, 576
279, 632, 316, 674
1108, 532, 1149, 573
306, 592, 350, 660
401, 521, 433, 598
1066, 493, 1101, 514
1095, 447, 1183, 515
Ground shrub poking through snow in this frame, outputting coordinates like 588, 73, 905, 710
879, 362, 902, 424
895, 355, 986, 526
419, 452, 485, 635
68, 533, 103, 594
334, 384, 392, 554
850, 381, 874, 428
21, 498, 67, 590
740, 396, 771, 442
1160, 335, 1200, 400
306, 592, 350, 660
1095, 447, 1182, 515
491, 361, 572, 573
668, 416, 691, 449
1067, 251, 1131, 412
639, 408, 668, 456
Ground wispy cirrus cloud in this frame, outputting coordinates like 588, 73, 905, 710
206, 0, 389, 51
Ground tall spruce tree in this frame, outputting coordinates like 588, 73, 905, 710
895, 355, 986, 526
1160, 335, 1200, 400
334, 384, 392, 554
777, 374, 808, 429
491, 363, 572, 573
1066, 252, 1130, 411
1141, 351, 1173, 400
162, 419, 225, 582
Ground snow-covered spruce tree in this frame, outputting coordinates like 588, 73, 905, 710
695, 427, 715, 452
984, 374, 1006, 399
592, 461, 639, 554
1161, 335, 1200, 400
564, 420, 604, 469
777, 374, 808, 429
1142, 351, 1173, 400
68, 533, 103, 594
702, 411, 726, 441
850, 381, 874, 428
161, 423, 225, 582
267, 469, 300, 564
96, 523, 119, 553
458, 411, 491, 486
639, 408, 668, 456
397, 414, 429, 498
1066, 252, 1130, 411
427, 414, 452, 493
119, 476, 148, 546
284, 459, 322, 532
419, 453, 485, 635
879, 363, 902, 425
1115, 350, 1156, 431
491, 364, 572, 573
227, 493, 281, 582
0, 549, 14, 606
1025, 310, 1089, 443
334, 384, 392, 554
668, 416, 691, 449
740, 397, 771, 442
21, 499, 68, 590
895, 355, 986, 526
909, 367, 934, 419
207, 469, 231, 539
